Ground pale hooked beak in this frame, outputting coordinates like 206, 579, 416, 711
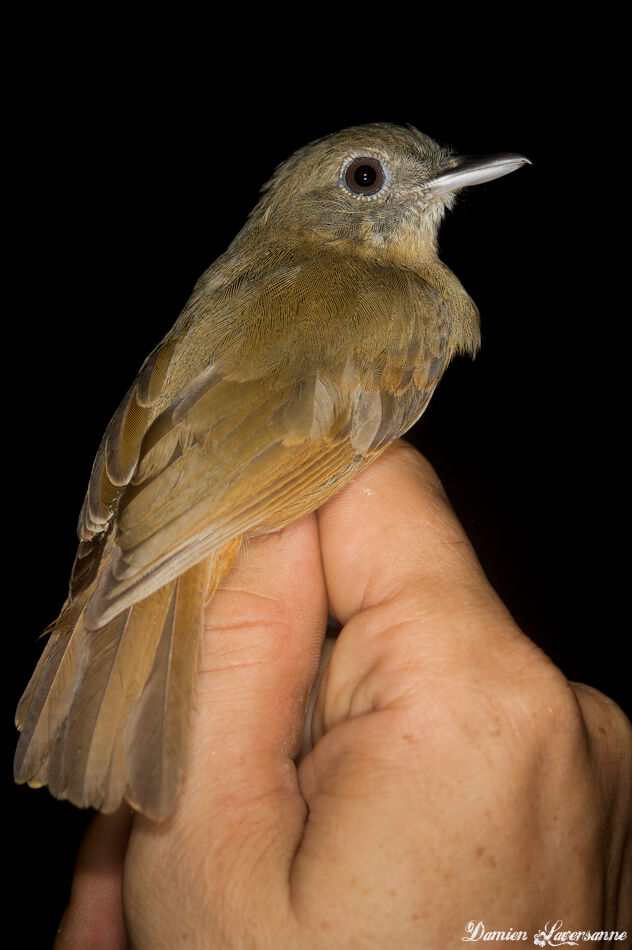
427, 153, 532, 196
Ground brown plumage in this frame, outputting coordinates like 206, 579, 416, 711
14, 123, 529, 819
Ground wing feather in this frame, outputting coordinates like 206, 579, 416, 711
71, 252, 452, 631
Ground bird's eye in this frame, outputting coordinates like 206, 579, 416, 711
344, 157, 386, 196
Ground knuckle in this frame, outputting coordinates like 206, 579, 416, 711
572, 681, 632, 753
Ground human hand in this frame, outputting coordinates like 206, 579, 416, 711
55, 442, 632, 948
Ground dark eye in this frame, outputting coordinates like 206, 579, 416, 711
344, 157, 386, 196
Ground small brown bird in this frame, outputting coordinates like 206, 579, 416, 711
14, 123, 530, 819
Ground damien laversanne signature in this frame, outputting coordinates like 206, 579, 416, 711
462, 919, 628, 944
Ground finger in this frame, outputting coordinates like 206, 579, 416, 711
300, 634, 337, 759
192, 514, 327, 808
571, 682, 632, 795
319, 439, 502, 624
311, 440, 541, 738
54, 805, 132, 950
125, 514, 327, 939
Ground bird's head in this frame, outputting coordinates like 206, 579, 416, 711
249, 123, 529, 267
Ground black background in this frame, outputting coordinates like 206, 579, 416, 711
5, 23, 627, 946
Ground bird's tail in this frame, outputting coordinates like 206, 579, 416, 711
14, 537, 241, 820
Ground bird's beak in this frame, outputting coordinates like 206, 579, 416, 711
426, 153, 532, 197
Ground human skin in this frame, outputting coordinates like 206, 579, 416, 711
54, 442, 632, 948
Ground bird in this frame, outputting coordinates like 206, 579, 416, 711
14, 123, 530, 820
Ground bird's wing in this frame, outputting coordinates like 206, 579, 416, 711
74, 252, 452, 628
15, 256, 452, 817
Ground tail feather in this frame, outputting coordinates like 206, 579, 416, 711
47, 583, 173, 812
124, 558, 211, 817
14, 599, 87, 785
14, 538, 241, 819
